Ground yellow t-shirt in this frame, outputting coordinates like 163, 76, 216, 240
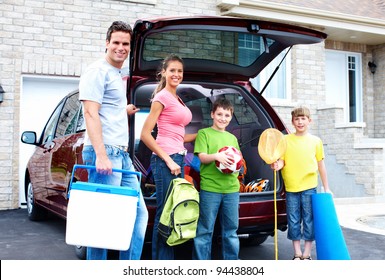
281, 133, 324, 192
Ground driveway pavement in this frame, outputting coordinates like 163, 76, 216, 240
335, 197, 385, 236
0, 208, 75, 260
0, 197, 385, 260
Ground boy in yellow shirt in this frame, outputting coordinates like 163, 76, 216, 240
271, 106, 332, 260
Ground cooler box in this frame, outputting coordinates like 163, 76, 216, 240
66, 166, 139, 251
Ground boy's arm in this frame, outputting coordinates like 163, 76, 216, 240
184, 133, 197, 143
197, 152, 214, 164
318, 159, 332, 193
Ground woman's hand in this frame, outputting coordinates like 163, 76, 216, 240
166, 159, 182, 176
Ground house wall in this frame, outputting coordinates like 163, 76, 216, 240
320, 41, 385, 196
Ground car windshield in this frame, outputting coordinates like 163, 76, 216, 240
142, 29, 274, 67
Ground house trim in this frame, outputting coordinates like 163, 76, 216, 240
217, 0, 385, 44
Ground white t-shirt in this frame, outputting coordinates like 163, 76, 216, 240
79, 58, 128, 146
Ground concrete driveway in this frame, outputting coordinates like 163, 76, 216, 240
0, 202, 385, 260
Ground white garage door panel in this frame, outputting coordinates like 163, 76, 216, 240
19, 76, 79, 206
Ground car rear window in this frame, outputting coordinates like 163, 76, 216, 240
142, 29, 274, 67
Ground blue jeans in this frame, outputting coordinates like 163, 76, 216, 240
193, 190, 240, 260
286, 188, 316, 241
150, 153, 185, 260
82, 145, 148, 260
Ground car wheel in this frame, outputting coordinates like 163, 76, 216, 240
75, 245, 87, 260
26, 179, 46, 221
240, 235, 268, 246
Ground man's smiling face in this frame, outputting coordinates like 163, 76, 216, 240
105, 31, 131, 69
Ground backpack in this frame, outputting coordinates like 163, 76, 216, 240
158, 178, 200, 246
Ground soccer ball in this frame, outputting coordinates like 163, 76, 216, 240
215, 146, 243, 174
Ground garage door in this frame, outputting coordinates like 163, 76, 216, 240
19, 75, 79, 206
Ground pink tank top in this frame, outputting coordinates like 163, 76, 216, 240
152, 89, 192, 155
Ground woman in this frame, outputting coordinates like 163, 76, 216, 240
140, 54, 196, 259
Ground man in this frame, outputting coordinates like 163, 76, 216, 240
79, 21, 148, 260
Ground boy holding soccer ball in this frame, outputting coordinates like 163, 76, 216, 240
192, 98, 242, 260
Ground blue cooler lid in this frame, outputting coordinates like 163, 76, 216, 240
70, 182, 138, 197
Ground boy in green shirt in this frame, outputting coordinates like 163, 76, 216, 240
192, 98, 241, 260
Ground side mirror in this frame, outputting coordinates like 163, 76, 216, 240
21, 131, 37, 145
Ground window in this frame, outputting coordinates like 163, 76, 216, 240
250, 50, 290, 99
325, 50, 362, 122
238, 34, 264, 67
143, 29, 273, 67
56, 93, 82, 137
42, 101, 64, 144
76, 106, 85, 132
221, 93, 260, 126
348, 56, 359, 122
237, 34, 289, 99
41, 93, 83, 142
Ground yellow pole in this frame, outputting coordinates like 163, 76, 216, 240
274, 169, 278, 260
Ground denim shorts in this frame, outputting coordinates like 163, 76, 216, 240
286, 187, 317, 241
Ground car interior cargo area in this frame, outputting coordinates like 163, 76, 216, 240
133, 81, 283, 199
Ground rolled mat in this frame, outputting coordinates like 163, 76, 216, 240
311, 193, 351, 260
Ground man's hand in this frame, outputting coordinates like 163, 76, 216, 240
95, 156, 113, 175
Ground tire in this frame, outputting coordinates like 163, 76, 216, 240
75, 245, 87, 260
240, 235, 268, 246
26, 178, 47, 221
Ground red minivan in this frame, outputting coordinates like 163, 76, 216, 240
21, 16, 326, 259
